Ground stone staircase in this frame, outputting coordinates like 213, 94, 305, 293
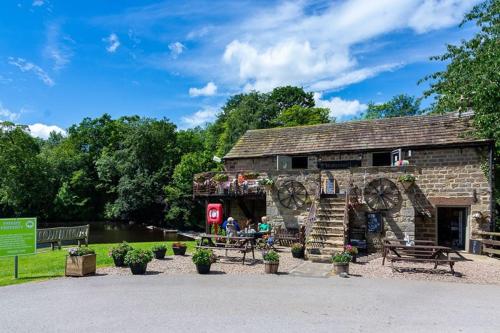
305, 196, 346, 263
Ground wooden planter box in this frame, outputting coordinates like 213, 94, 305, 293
65, 254, 96, 277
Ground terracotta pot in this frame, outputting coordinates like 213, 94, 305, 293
65, 254, 96, 277
173, 246, 187, 255
196, 264, 211, 274
333, 262, 349, 275
264, 261, 279, 274
129, 263, 148, 275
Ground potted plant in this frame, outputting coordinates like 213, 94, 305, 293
258, 177, 274, 190
65, 247, 96, 277
124, 249, 153, 275
398, 174, 416, 190
291, 243, 305, 259
109, 242, 133, 267
243, 172, 260, 180
192, 248, 215, 274
331, 252, 352, 275
263, 250, 280, 274
172, 242, 188, 255
151, 244, 167, 259
213, 173, 229, 182
345, 244, 359, 263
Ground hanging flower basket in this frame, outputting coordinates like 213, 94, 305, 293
398, 174, 416, 191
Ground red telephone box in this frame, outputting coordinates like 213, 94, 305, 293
206, 203, 223, 225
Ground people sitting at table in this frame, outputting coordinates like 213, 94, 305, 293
258, 216, 270, 233
222, 217, 240, 233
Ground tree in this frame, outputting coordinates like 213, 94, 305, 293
421, 0, 499, 150
274, 105, 331, 127
363, 94, 422, 119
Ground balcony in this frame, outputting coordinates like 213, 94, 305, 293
193, 171, 269, 197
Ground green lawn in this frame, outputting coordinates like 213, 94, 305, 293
0, 241, 196, 287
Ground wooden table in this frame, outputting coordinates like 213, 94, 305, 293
382, 242, 465, 275
196, 234, 255, 264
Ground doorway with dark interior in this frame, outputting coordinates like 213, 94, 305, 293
437, 207, 468, 250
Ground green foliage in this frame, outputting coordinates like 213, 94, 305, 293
291, 243, 304, 253
213, 173, 229, 182
363, 94, 422, 119
109, 242, 133, 260
172, 242, 187, 248
398, 174, 416, 182
192, 248, 215, 265
124, 249, 153, 266
331, 252, 352, 263
151, 244, 167, 252
263, 250, 280, 262
274, 105, 331, 127
68, 247, 96, 256
258, 177, 274, 186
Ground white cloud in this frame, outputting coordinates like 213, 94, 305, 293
32, 0, 44, 7
28, 123, 66, 139
103, 33, 120, 53
219, 0, 479, 92
8, 57, 55, 86
168, 42, 186, 58
0, 103, 21, 122
314, 93, 368, 119
181, 106, 218, 128
44, 22, 74, 70
189, 82, 217, 97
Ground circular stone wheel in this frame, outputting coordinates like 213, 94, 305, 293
277, 180, 308, 209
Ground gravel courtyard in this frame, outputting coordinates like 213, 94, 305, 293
98, 247, 500, 285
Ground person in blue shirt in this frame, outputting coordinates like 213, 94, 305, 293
222, 217, 240, 231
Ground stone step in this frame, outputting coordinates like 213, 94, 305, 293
310, 226, 344, 232
306, 239, 344, 246
309, 232, 344, 238
316, 214, 344, 219
306, 254, 332, 263
315, 219, 344, 224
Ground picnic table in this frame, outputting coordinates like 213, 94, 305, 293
196, 234, 255, 264
382, 239, 465, 275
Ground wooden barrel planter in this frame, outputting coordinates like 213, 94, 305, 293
264, 261, 279, 274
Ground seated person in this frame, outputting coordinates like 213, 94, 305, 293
222, 217, 240, 232
258, 216, 270, 233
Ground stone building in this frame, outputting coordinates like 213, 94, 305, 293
193, 112, 495, 259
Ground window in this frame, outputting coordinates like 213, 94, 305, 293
291, 156, 308, 169
372, 152, 391, 166
318, 160, 362, 169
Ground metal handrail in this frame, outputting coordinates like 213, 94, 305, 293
305, 178, 322, 241
342, 183, 352, 247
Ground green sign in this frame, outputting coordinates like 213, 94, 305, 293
0, 218, 37, 257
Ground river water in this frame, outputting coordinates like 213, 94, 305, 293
38, 221, 191, 244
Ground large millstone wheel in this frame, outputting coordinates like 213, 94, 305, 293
277, 180, 308, 209
363, 178, 401, 211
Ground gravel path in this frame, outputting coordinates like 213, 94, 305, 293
349, 253, 500, 285
98, 247, 303, 276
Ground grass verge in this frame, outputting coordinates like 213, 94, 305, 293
0, 241, 196, 287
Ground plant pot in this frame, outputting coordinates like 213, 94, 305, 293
291, 249, 305, 259
129, 263, 148, 275
112, 256, 126, 267
153, 249, 167, 259
333, 262, 349, 275
264, 261, 279, 274
351, 254, 357, 263
401, 180, 414, 191
65, 254, 96, 277
196, 263, 211, 274
173, 246, 187, 255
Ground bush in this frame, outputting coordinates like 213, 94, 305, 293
109, 242, 133, 260
172, 242, 187, 248
331, 252, 352, 264
291, 243, 304, 254
263, 250, 279, 262
151, 244, 167, 252
258, 177, 274, 186
398, 174, 416, 182
68, 247, 95, 256
192, 248, 215, 266
124, 249, 153, 266
213, 173, 229, 182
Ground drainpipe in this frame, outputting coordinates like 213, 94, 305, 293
489, 142, 496, 232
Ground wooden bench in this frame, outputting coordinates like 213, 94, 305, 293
382, 240, 462, 275
196, 234, 255, 264
37, 225, 90, 250
273, 226, 305, 246
474, 231, 500, 256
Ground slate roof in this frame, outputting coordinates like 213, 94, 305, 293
224, 112, 488, 159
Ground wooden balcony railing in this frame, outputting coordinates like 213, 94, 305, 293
193, 171, 269, 197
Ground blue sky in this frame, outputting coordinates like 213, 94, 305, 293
0, 0, 480, 138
